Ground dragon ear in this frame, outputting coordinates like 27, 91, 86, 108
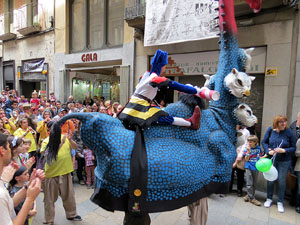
236, 131, 243, 137
232, 68, 238, 75
203, 74, 210, 80
239, 104, 246, 109
245, 47, 255, 56
250, 76, 256, 81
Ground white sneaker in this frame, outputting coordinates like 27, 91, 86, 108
264, 199, 272, 208
277, 202, 284, 213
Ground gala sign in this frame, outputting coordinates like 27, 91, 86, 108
81, 53, 98, 63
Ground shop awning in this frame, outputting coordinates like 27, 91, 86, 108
68, 65, 120, 75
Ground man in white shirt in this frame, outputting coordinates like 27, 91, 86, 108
0, 133, 43, 225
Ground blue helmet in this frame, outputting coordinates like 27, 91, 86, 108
150, 49, 168, 75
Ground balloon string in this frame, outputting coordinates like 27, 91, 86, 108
271, 140, 283, 165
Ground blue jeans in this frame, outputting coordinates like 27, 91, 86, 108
267, 160, 290, 203
296, 171, 300, 206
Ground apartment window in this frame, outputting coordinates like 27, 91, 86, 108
107, 0, 124, 47
8, 0, 13, 22
89, 0, 105, 49
70, 0, 124, 53
71, 0, 86, 52
3, 0, 14, 33
27, 0, 38, 26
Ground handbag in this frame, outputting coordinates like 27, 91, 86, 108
286, 170, 297, 190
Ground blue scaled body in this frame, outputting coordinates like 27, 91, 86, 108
49, 2, 253, 211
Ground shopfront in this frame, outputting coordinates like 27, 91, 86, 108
2, 60, 15, 90
53, 46, 132, 105
66, 52, 121, 103
18, 59, 49, 98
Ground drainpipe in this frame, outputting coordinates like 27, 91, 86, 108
131, 28, 136, 95
290, 7, 300, 119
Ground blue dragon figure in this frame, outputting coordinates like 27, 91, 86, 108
47, 0, 261, 213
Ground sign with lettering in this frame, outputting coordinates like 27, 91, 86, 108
23, 59, 45, 73
156, 47, 267, 76
265, 67, 278, 77
39, 90, 46, 97
145, 0, 218, 46
81, 53, 98, 63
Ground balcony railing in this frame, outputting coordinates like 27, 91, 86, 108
125, 1, 146, 20
16, 2, 41, 35
125, 0, 146, 29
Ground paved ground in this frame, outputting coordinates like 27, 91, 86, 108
32, 183, 300, 225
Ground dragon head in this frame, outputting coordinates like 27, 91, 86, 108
234, 103, 258, 127
224, 68, 255, 98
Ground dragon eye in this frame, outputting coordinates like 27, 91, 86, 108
246, 110, 252, 115
237, 79, 243, 86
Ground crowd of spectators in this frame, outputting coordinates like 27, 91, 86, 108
0, 87, 123, 224
1, 86, 300, 224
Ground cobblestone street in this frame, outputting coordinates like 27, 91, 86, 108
32, 183, 300, 225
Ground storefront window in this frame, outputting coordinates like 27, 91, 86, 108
107, 0, 124, 47
93, 81, 102, 98
72, 79, 91, 101
39, 81, 47, 98
110, 82, 120, 102
71, 0, 86, 52
72, 79, 120, 103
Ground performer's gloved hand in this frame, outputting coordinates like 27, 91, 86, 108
149, 76, 171, 88
193, 87, 203, 97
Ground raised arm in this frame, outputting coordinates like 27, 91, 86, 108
150, 77, 219, 101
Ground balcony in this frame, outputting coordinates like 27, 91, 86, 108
18, 24, 41, 36
235, 0, 287, 17
0, 12, 16, 41
124, 0, 146, 30
16, 2, 41, 36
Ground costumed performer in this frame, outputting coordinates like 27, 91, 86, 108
118, 49, 216, 130
118, 49, 217, 225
